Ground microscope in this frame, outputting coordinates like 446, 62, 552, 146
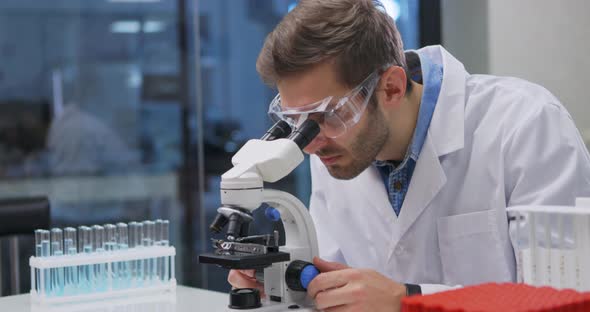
199, 120, 322, 311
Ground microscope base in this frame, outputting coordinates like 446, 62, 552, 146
224, 299, 314, 311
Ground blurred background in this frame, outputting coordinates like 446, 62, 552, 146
0, 0, 588, 296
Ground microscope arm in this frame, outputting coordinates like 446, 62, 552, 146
263, 189, 319, 260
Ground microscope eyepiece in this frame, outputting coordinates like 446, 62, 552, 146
288, 119, 320, 150
261, 120, 292, 141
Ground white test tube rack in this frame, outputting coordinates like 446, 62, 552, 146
508, 198, 590, 291
29, 245, 176, 305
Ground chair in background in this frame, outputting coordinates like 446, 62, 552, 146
0, 197, 50, 296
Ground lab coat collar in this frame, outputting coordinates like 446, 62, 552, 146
388, 133, 448, 261
417, 45, 466, 157
386, 46, 466, 257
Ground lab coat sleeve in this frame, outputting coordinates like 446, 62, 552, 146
308, 156, 347, 264
504, 102, 590, 206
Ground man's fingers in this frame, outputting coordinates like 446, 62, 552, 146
238, 269, 256, 278
228, 270, 258, 288
313, 284, 357, 310
306, 270, 349, 300
313, 256, 348, 273
228, 270, 266, 298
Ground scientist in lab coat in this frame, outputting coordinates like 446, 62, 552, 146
228, 0, 590, 310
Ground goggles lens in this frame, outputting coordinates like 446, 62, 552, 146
268, 71, 380, 138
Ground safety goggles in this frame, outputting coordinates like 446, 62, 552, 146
268, 70, 382, 138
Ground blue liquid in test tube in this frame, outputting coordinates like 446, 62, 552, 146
143, 221, 156, 284
129, 222, 144, 286
50, 228, 64, 296
92, 225, 106, 292
117, 223, 129, 289
63, 227, 78, 295
104, 224, 118, 289
155, 220, 170, 282
34, 230, 44, 293
37, 230, 50, 296
79, 226, 93, 294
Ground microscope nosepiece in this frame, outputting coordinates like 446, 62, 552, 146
209, 213, 229, 233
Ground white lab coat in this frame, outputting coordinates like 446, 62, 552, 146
309, 45, 590, 294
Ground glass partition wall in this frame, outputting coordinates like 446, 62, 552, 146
0, 0, 421, 295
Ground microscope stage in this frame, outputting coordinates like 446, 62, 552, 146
199, 251, 290, 269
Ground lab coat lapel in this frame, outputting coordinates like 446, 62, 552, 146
356, 166, 397, 224
387, 45, 468, 256
389, 134, 447, 256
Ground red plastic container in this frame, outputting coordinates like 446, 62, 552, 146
402, 283, 590, 312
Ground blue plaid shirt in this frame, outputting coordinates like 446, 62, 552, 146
374, 51, 443, 216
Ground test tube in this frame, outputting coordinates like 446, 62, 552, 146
528, 211, 540, 286
50, 228, 64, 296
129, 222, 144, 285
543, 213, 552, 286
79, 226, 93, 293
142, 221, 155, 247
63, 227, 78, 295
117, 223, 129, 289
34, 230, 44, 257
155, 220, 170, 282
557, 214, 566, 288
513, 212, 523, 284
64, 227, 78, 255
104, 224, 117, 251
104, 224, 117, 289
38, 230, 50, 295
34, 230, 45, 293
155, 220, 170, 246
128, 222, 142, 249
93, 225, 105, 252
143, 221, 156, 283
92, 225, 106, 291
117, 223, 129, 249
574, 213, 590, 291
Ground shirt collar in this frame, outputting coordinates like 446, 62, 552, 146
374, 51, 444, 167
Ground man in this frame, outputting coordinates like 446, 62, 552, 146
229, 0, 590, 311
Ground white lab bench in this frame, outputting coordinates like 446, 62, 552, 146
0, 285, 315, 312
0, 286, 223, 312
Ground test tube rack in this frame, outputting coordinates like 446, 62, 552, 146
508, 198, 590, 291
30, 219, 176, 305
30, 245, 176, 304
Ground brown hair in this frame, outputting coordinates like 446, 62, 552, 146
256, 0, 410, 91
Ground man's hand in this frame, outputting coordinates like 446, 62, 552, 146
227, 269, 265, 297
307, 257, 406, 312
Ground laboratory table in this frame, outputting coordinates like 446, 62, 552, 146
0, 285, 315, 312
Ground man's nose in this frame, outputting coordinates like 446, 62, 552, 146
303, 131, 328, 154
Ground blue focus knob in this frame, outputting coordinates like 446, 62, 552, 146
285, 260, 319, 291
300, 264, 320, 290
264, 207, 281, 222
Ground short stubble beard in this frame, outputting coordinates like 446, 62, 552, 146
326, 103, 389, 180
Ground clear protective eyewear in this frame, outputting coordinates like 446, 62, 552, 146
268, 69, 382, 139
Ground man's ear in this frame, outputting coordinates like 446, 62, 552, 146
378, 66, 407, 108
